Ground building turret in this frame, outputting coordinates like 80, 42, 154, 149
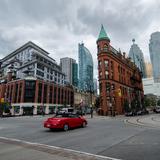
97, 25, 111, 115
97, 25, 110, 55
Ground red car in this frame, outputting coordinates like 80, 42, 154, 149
44, 113, 87, 131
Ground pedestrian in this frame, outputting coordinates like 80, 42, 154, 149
91, 107, 93, 118
41, 107, 45, 116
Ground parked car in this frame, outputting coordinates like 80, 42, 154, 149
125, 112, 135, 116
141, 109, 149, 115
136, 110, 143, 115
126, 110, 138, 116
153, 107, 160, 113
58, 108, 74, 114
44, 113, 87, 131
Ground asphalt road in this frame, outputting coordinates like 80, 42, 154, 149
0, 115, 160, 160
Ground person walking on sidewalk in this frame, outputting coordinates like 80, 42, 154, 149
90, 107, 93, 118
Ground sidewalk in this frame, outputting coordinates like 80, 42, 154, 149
0, 137, 120, 160
125, 114, 160, 129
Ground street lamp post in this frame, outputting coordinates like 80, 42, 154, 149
89, 82, 93, 118
86, 80, 93, 118
111, 88, 116, 117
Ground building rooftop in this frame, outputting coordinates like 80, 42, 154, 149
97, 25, 110, 41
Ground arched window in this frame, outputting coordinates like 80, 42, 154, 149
98, 60, 102, 67
106, 82, 110, 93
104, 44, 108, 51
105, 70, 109, 79
104, 60, 109, 69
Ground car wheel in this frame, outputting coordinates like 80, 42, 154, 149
63, 124, 69, 131
82, 121, 86, 128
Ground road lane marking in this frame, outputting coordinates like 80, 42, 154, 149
0, 136, 121, 160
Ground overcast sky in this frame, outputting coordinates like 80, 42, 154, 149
0, 0, 160, 79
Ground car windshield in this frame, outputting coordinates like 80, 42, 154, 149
54, 113, 79, 118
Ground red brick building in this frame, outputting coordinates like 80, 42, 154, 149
97, 25, 144, 116
0, 77, 74, 115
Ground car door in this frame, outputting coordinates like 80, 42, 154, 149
73, 115, 82, 127
67, 114, 80, 128
65, 115, 75, 128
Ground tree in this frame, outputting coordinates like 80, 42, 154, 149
94, 97, 100, 110
151, 97, 156, 106
157, 99, 160, 106
131, 99, 137, 112
124, 99, 130, 113
144, 97, 151, 107
136, 99, 141, 111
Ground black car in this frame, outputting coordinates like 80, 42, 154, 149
125, 112, 135, 116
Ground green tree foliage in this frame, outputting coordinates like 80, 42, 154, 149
157, 99, 160, 106
131, 99, 136, 111
151, 98, 156, 106
144, 97, 151, 107
124, 99, 130, 112
95, 97, 100, 109
131, 98, 141, 112
143, 96, 157, 109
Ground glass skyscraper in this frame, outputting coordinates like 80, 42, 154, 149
72, 62, 78, 87
78, 43, 93, 92
149, 32, 160, 83
129, 39, 146, 78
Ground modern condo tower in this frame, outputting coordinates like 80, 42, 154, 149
149, 32, 160, 82
129, 39, 146, 78
78, 43, 93, 92
0, 42, 74, 116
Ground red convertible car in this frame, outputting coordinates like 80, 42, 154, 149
44, 113, 87, 131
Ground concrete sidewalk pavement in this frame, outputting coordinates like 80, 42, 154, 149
125, 114, 160, 129
0, 137, 121, 160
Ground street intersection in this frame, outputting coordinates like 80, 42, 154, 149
0, 114, 160, 160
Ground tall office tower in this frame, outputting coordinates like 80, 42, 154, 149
60, 57, 78, 86
129, 39, 147, 78
149, 32, 160, 82
145, 62, 153, 78
78, 43, 93, 92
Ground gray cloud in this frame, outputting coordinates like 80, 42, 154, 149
0, 0, 160, 78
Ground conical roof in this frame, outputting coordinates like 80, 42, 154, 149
97, 25, 110, 41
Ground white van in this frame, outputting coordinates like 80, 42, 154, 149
59, 108, 74, 114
